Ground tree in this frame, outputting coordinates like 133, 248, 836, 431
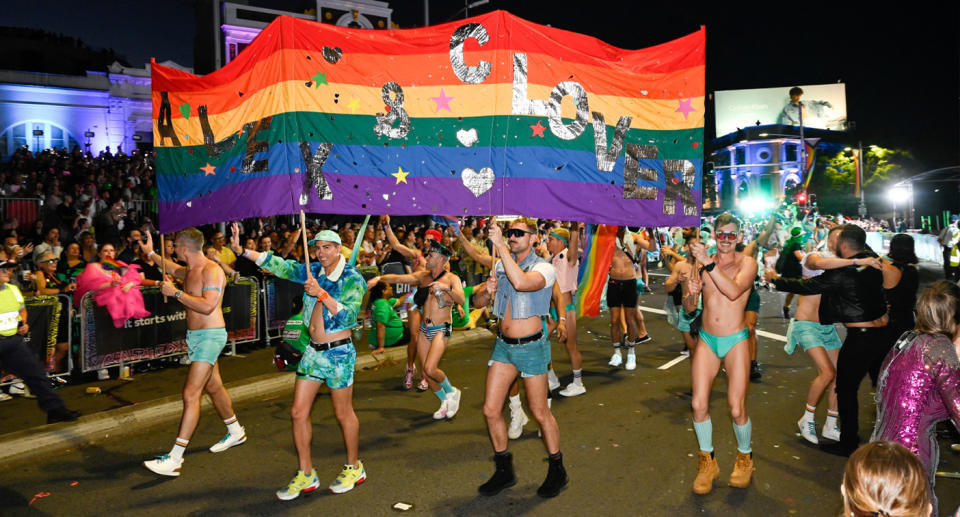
807, 146, 921, 215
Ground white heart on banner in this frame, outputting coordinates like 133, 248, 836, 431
456, 128, 479, 147
461, 167, 495, 197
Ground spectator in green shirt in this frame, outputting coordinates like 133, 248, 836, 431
368, 281, 409, 354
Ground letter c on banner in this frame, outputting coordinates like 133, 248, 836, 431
449, 23, 491, 84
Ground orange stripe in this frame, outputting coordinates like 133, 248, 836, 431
153, 49, 703, 118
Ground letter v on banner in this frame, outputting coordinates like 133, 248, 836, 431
591, 112, 632, 172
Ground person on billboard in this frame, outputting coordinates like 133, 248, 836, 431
780, 86, 842, 129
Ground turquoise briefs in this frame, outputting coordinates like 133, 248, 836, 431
700, 327, 749, 359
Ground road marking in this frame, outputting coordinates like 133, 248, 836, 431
638, 307, 668, 315
756, 329, 787, 342
658, 355, 689, 370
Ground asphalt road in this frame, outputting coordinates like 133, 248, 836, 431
3, 272, 959, 516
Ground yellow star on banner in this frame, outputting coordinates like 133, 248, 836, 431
201, 163, 216, 176
347, 97, 360, 113
393, 166, 409, 184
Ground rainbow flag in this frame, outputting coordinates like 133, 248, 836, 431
575, 224, 619, 318
152, 11, 704, 233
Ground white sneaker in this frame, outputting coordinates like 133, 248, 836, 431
0, 392, 12, 401
143, 454, 183, 477
433, 399, 449, 420
559, 382, 586, 397
547, 370, 561, 391
798, 416, 819, 444
8, 382, 33, 398
508, 403, 528, 439
444, 388, 462, 419
822, 424, 841, 442
625, 353, 637, 371
209, 428, 247, 453
97, 369, 110, 380
608, 350, 623, 367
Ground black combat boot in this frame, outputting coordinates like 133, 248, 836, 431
478, 451, 516, 495
537, 452, 568, 497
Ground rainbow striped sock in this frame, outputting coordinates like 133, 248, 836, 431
224, 415, 242, 436
170, 437, 189, 460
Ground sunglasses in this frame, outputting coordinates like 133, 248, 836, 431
41, 259, 59, 264
716, 231, 739, 241
505, 228, 533, 239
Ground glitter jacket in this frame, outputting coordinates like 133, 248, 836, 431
871, 331, 960, 484
256, 253, 365, 334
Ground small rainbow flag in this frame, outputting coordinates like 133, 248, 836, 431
575, 224, 618, 318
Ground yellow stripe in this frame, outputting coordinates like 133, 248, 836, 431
154, 81, 704, 146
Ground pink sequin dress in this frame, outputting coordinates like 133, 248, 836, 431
872, 331, 960, 511
74, 261, 150, 328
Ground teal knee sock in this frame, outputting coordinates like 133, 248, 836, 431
440, 377, 454, 395
693, 418, 713, 453
733, 418, 752, 454
434, 389, 446, 401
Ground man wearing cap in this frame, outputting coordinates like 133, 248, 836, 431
368, 239, 465, 420
938, 215, 959, 281
230, 224, 368, 499
0, 260, 80, 424
471, 217, 568, 498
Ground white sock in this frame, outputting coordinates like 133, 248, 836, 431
224, 415, 242, 436
170, 437, 189, 460
509, 394, 521, 407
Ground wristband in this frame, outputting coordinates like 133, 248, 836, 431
148, 250, 156, 258
317, 290, 330, 301
175, 290, 183, 300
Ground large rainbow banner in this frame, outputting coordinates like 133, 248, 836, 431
152, 11, 704, 233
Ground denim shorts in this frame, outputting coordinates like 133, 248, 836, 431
296, 342, 356, 389
784, 319, 843, 355
488, 333, 551, 378
186, 328, 228, 365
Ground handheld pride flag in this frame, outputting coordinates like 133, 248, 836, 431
575, 224, 619, 318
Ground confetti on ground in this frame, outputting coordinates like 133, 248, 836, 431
785, 497, 795, 503
70, 481, 79, 486
792, 456, 801, 460
612, 443, 619, 447
29, 492, 51, 506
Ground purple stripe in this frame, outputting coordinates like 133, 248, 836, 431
158, 173, 698, 233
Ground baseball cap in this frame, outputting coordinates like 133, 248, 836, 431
308, 230, 341, 246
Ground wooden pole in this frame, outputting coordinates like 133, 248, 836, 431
159, 233, 168, 302
300, 210, 311, 272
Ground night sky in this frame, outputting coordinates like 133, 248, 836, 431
5, 1, 958, 170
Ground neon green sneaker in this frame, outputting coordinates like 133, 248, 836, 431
329, 461, 366, 494
276, 469, 320, 501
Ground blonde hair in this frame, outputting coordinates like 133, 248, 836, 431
510, 217, 539, 233
549, 227, 570, 243
841, 441, 931, 517
914, 281, 960, 336
177, 228, 205, 252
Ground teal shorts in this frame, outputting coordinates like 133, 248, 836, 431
678, 307, 701, 332
746, 288, 760, 313
489, 333, 551, 378
296, 342, 356, 389
700, 327, 749, 359
186, 328, 228, 365
784, 319, 843, 355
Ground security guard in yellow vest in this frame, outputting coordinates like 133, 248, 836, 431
0, 260, 79, 423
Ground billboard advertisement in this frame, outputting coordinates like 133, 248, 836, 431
715, 84, 847, 136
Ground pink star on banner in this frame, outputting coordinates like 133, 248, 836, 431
675, 98, 696, 120
431, 88, 454, 113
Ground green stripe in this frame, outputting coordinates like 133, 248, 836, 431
155, 112, 703, 174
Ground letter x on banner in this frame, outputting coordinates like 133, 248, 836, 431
151, 10, 704, 233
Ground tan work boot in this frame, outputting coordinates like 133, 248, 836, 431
692, 451, 719, 494
729, 451, 755, 488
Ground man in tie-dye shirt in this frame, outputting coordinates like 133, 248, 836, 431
230, 224, 367, 500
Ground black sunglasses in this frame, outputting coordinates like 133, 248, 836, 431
505, 228, 533, 238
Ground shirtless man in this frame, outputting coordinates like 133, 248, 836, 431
472, 217, 567, 498
607, 227, 652, 371
141, 229, 245, 477
684, 213, 758, 494
381, 215, 429, 390
232, 225, 367, 499
368, 240, 465, 419
663, 228, 701, 355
